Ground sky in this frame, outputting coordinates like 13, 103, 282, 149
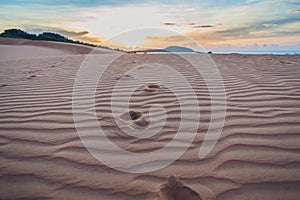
0, 0, 300, 52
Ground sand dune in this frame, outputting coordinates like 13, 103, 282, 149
0, 38, 113, 60
0, 40, 300, 199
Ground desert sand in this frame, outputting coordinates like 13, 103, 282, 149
0, 39, 300, 200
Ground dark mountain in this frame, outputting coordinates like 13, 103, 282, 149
163, 46, 195, 52
144, 45, 196, 53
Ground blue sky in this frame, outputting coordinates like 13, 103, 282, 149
0, 0, 299, 51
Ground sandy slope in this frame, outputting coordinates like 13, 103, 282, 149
0, 38, 113, 59
0, 40, 300, 200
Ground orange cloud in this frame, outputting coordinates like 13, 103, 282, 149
55, 29, 89, 37
75, 35, 103, 44
101, 39, 132, 50
54, 28, 103, 45
135, 35, 191, 50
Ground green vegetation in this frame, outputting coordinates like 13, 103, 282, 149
0, 28, 97, 47
0, 29, 37, 40
37, 32, 73, 43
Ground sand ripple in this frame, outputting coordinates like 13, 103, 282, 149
0, 47, 300, 199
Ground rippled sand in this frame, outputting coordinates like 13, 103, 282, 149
0, 39, 300, 200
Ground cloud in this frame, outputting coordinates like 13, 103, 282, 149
261, 16, 300, 27
246, 0, 260, 4
191, 25, 214, 28
284, 1, 300, 5
213, 27, 252, 38
25, 25, 88, 35
289, 9, 300, 12
56, 30, 89, 37
163, 22, 215, 28
186, 23, 216, 28
263, 23, 278, 27
24, 26, 103, 44
141, 19, 300, 48
140, 34, 191, 49
27, 27, 89, 37
53, 29, 103, 44
162, 22, 179, 26
75, 35, 103, 43
56, 29, 103, 44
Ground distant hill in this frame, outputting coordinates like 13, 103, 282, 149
144, 45, 196, 53
163, 46, 195, 52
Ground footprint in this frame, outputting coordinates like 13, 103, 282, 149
129, 110, 142, 120
26, 74, 37, 80
155, 176, 202, 200
27, 69, 42, 74
278, 60, 292, 64
0, 84, 8, 88
120, 110, 150, 127
143, 83, 160, 92
116, 74, 132, 80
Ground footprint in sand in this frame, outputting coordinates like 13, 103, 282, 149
0, 84, 8, 88
26, 74, 37, 80
150, 176, 202, 200
143, 83, 160, 93
47, 64, 56, 68
26, 69, 41, 74
116, 74, 132, 80
278, 60, 292, 64
120, 110, 150, 127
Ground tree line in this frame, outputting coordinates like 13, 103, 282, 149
0, 28, 97, 47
